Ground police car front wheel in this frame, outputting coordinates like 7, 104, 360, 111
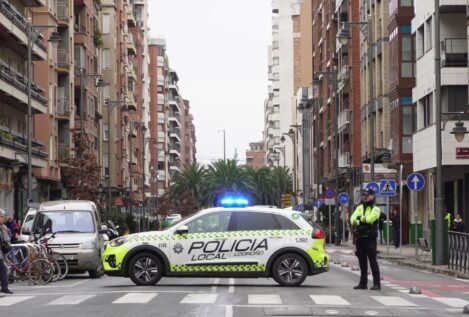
272, 253, 308, 286
128, 253, 163, 286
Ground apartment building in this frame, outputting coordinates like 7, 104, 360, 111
182, 99, 196, 166
246, 141, 266, 169
168, 69, 183, 182
0, 0, 49, 215
412, 0, 469, 233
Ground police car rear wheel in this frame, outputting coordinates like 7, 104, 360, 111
128, 253, 162, 286
272, 253, 307, 286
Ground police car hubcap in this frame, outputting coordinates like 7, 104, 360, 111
134, 258, 158, 282
278, 259, 303, 282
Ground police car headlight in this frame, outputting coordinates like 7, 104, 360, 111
82, 241, 96, 249
109, 236, 131, 247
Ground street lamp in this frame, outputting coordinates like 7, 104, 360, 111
337, 19, 375, 182
273, 145, 286, 167
450, 119, 469, 143
297, 98, 313, 210
218, 129, 226, 161
281, 127, 300, 196
26, 22, 61, 203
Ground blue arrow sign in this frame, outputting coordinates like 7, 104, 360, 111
366, 182, 380, 195
407, 172, 425, 191
314, 199, 323, 208
379, 179, 397, 197
338, 192, 350, 205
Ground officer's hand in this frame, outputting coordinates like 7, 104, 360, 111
360, 216, 366, 223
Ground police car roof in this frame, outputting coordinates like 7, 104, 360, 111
39, 200, 97, 211
200, 206, 298, 215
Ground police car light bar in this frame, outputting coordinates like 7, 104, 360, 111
220, 197, 249, 207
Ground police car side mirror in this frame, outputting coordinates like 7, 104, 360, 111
176, 225, 189, 235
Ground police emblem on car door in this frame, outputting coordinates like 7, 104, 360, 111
170, 211, 233, 272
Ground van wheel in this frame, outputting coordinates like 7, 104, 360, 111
128, 253, 162, 286
89, 261, 103, 278
272, 253, 308, 287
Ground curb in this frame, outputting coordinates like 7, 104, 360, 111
395, 259, 469, 280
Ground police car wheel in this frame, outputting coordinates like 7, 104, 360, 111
128, 253, 163, 286
272, 253, 307, 287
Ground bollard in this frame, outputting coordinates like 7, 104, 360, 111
409, 286, 421, 294
351, 266, 359, 271
341, 262, 348, 267
463, 304, 469, 314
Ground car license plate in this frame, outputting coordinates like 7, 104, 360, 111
63, 255, 77, 260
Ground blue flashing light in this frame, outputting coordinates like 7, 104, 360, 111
220, 196, 249, 207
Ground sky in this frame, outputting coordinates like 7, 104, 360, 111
147, 0, 271, 165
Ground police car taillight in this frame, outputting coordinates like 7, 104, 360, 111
312, 229, 326, 239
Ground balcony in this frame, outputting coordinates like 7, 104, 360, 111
0, 1, 47, 60
19, 0, 46, 6
126, 91, 137, 111
442, 38, 467, 67
127, 66, 137, 80
339, 152, 350, 168
56, 97, 70, 118
131, 152, 138, 165
129, 127, 137, 138
0, 61, 47, 114
337, 110, 350, 131
56, 0, 69, 25
126, 3, 136, 27
169, 129, 181, 142
157, 56, 165, 67
58, 143, 70, 160
126, 33, 136, 55
57, 49, 69, 71
168, 111, 181, 126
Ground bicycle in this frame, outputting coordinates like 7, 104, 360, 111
33, 231, 69, 280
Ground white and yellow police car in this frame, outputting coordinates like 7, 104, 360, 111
102, 198, 329, 286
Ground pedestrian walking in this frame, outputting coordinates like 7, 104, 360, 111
453, 214, 464, 232
391, 209, 400, 248
350, 188, 381, 290
0, 208, 13, 294
378, 212, 385, 244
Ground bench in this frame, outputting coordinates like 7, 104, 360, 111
418, 237, 431, 262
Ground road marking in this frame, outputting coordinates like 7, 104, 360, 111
398, 290, 427, 298
11, 280, 89, 289
225, 305, 233, 317
12, 290, 200, 296
0, 296, 33, 306
181, 293, 218, 304
112, 292, 158, 304
46, 294, 95, 305
390, 287, 407, 290
248, 294, 282, 305
228, 278, 235, 293
310, 295, 350, 306
211, 278, 219, 292
371, 296, 417, 307
432, 297, 469, 308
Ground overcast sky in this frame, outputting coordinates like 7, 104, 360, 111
147, 0, 271, 165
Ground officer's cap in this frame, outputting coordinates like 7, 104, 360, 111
363, 188, 375, 196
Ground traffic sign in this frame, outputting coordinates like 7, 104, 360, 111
366, 182, 380, 195
407, 172, 425, 191
379, 179, 397, 197
325, 188, 335, 199
314, 199, 323, 208
338, 192, 350, 205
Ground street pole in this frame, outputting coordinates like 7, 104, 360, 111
223, 129, 226, 161
80, 69, 85, 137
141, 130, 146, 232
399, 164, 403, 255
26, 22, 32, 203
434, 0, 445, 265
368, 17, 375, 182
386, 196, 390, 256
129, 122, 133, 218
334, 71, 341, 246
108, 103, 112, 220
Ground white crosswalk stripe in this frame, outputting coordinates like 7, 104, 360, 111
371, 296, 417, 307
248, 294, 282, 305
0, 296, 34, 306
310, 295, 350, 306
112, 292, 158, 304
180, 293, 218, 304
432, 297, 469, 308
46, 294, 95, 305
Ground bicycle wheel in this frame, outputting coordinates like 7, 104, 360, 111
48, 256, 62, 282
30, 259, 54, 285
52, 252, 69, 280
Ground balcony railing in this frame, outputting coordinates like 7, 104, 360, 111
56, 97, 70, 117
58, 143, 70, 160
56, 0, 68, 22
339, 152, 350, 168
338, 110, 350, 131
442, 38, 468, 67
57, 49, 69, 68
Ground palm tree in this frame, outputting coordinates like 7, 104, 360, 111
205, 159, 254, 206
244, 166, 275, 206
170, 162, 207, 209
269, 166, 293, 207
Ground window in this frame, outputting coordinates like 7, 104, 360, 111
186, 211, 232, 233
74, 46, 85, 69
422, 93, 433, 128
234, 212, 279, 231
425, 18, 432, 52
402, 106, 413, 154
103, 154, 109, 177
102, 14, 111, 34
416, 25, 424, 59
273, 105, 279, 113
401, 0, 412, 6
447, 86, 468, 113
274, 215, 300, 230
102, 49, 110, 69
274, 136, 280, 144
401, 35, 413, 77
103, 124, 109, 141
274, 121, 280, 129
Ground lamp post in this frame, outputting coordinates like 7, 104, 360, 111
218, 129, 226, 161
297, 99, 312, 210
338, 18, 374, 182
104, 99, 126, 220
273, 145, 286, 167
281, 127, 299, 195
26, 22, 61, 204
128, 121, 145, 222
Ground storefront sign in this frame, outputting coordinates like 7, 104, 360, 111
456, 148, 469, 159
114, 196, 124, 206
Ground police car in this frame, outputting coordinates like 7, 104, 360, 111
102, 197, 329, 286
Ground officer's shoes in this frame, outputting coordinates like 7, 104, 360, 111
370, 285, 381, 291
353, 284, 367, 290
1, 289, 13, 294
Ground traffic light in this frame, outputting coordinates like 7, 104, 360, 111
283, 193, 291, 208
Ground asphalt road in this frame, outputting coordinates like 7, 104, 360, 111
1, 247, 468, 317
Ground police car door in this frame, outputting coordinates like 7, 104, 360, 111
230, 211, 284, 271
170, 211, 233, 272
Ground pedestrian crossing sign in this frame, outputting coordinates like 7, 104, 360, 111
379, 179, 397, 197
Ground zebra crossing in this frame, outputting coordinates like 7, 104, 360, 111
0, 290, 468, 309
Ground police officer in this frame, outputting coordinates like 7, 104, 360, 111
0, 208, 13, 294
350, 188, 381, 290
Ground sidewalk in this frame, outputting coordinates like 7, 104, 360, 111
332, 241, 469, 280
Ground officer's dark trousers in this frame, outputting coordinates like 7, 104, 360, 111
356, 237, 380, 286
0, 259, 8, 291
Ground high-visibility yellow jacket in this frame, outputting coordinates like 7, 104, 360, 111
445, 212, 451, 229
350, 203, 381, 238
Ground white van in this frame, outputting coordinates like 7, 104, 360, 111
22, 200, 107, 278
